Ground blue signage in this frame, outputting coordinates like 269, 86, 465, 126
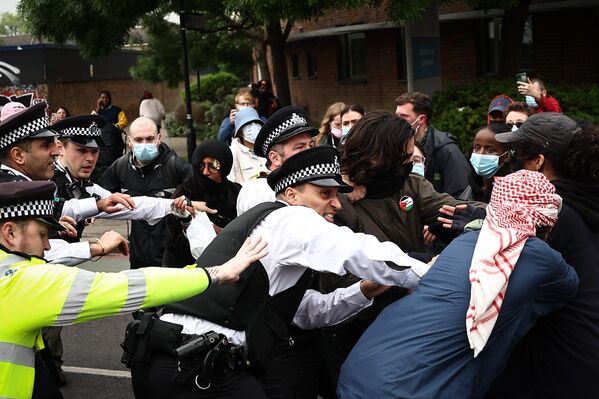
412, 37, 440, 80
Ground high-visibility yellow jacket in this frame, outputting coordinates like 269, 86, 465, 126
0, 248, 211, 399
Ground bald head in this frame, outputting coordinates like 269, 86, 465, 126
128, 117, 161, 165
130, 116, 158, 136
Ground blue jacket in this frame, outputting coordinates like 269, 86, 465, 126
337, 231, 578, 399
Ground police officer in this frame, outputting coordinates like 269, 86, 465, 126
131, 146, 430, 398
53, 115, 185, 245
0, 103, 138, 264
0, 180, 267, 399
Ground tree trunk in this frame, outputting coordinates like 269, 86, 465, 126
265, 20, 291, 106
497, 0, 532, 78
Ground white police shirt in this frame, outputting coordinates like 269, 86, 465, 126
162, 201, 430, 346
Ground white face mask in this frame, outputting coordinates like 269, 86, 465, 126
410, 115, 423, 135
241, 122, 262, 144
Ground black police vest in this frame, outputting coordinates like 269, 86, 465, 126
163, 201, 314, 374
52, 167, 96, 242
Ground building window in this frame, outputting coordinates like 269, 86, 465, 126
307, 51, 317, 78
291, 54, 300, 79
337, 32, 367, 81
479, 15, 533, 76
394, 28, 407, 80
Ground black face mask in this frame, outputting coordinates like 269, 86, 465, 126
365, 163, 414, 199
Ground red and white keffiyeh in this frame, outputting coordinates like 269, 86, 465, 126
466, 170, 562, 357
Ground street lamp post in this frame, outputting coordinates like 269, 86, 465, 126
179, 1, 196, 160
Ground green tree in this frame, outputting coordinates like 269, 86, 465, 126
0, 12, 28, 36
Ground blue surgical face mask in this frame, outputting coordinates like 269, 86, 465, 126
470, 153, 501, 178
133, 143, 159, 163
412, 163, 425, 177
342, 126, 351, 137
241, 122, 262, 144
525, 95, 538, 108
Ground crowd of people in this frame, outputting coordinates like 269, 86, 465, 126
0, 74, 597, 399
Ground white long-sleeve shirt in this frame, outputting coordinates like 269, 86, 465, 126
163, 202, 429, 346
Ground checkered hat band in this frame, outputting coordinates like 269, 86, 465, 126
274, 162, 340, 193
0, 116, 49, 149
61, 126, 101, 138
262, 113, 308, 155
0, 199, 55, 220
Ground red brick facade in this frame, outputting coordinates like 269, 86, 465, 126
280, 2, 599, 121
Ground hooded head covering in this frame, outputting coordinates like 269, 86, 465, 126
176, 140, 240, 227
466, 169, 562, 357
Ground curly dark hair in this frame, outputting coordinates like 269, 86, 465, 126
561, 124, 599, 184
341, 111, 414, 185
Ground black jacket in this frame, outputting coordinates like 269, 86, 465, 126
422, 125, 471, 198
489, 178, 599, 399
98, 143, 192, 268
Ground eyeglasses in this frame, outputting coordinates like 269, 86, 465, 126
505, 122, 524, 130
199, 160, 221, 173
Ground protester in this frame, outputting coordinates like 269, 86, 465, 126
139, 90, 165, 131
227, 107, 268, 184
92, 90, 129, 181
340, 103, 365, 138
0, 178, 267, 399
517, 76, 562, 113
488, 114, 599, 399
99, 116, 192, 269
504, 101, 533, 131
487, 94, 513, 124
218, 89, 261, 145
163, 140, 241, 267
49, 106, 70, 124
315, 102, 345, 147
466, 123, 512, 203
395, 91, 471, 197
129, 146, 431, 399
338, 170, 577, 399
319, 111, 486, 396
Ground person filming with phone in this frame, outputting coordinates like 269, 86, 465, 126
516, 73, 562, 114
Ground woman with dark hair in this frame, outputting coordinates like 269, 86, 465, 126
163, 140, 242, 267
319, 111, 485, 397
50, 106, 70, 124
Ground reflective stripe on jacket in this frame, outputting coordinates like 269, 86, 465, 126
0, 248, 210, 398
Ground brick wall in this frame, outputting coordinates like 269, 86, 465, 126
440, 20, 479, 85
293, 4, 389, 35
286, 30, 407, 123
45, 80, 183, 123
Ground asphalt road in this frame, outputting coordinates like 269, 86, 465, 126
58, 220, 136, 398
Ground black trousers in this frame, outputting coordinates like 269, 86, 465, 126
131, 328, 321, 399
131, 353, 268, 399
